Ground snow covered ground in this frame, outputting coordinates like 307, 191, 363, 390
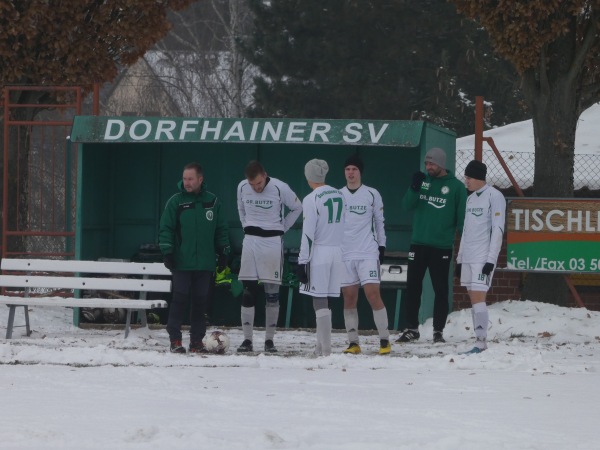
1, 300, 599, 449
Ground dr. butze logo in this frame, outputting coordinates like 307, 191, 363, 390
420, 182, 449, 209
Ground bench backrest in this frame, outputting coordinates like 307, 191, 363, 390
1, 258, 171, 276
0, 259, 171, 293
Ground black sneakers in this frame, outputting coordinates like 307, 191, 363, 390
264, 339, 277, 353
433, 331, 446, 343
170, 339, 186, 354
189, 341, 208, 353
237, 339, 253, 353
395, 329, 420, 343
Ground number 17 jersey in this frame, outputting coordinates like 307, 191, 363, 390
298, 185, 345, 264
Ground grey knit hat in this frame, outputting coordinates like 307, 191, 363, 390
304, 159, 329, 183
425, 147, 446, 169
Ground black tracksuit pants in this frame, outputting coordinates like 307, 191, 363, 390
167, 270, 212, 343
405, 244, 452, 333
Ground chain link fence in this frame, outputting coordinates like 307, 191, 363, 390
456, 149, 600, 194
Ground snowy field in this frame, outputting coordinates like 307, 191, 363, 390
1, 300, 599, 449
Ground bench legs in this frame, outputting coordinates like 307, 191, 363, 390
124, 310, 149, 338
5, 305, 31, 339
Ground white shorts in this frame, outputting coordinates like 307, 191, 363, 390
238, 235, 284, 285
460, 262, 495, 292
341, 259, 380, 287
299, 245, 343, 298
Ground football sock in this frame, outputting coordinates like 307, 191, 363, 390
373, 307, 390, 340
241, 306, 255, 341
472, 302, 488, 343
344, 308, 359, 344
265, 294, 280, 341
315, 308, 332, 356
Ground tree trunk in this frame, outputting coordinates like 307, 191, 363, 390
520, 77, 577, 306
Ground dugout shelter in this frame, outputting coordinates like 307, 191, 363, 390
70, 116, 457, 330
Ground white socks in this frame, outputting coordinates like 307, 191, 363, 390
265, 303, 279, 341
241, 306, 255, 341
373, 307, 390, 340
472, 302, 488, 349
315, 309, 332, 356
344, 308, 359, 344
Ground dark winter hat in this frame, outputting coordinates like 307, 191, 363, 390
344, 153, 364, 173
304, 159, 329, 183
465, 160, 487, 181
425, 147, 446, 169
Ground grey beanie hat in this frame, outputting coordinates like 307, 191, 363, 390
304, 158, 329, 183
425, 147, 447, 169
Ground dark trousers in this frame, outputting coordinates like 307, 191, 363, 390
405, 244, 452, 333
167, 270, 212, 342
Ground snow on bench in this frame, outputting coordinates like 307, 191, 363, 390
0, 258, 171, 339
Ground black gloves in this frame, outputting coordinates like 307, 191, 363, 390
482, 262, 495, 276
296, 264, 308, 284
163, 254, 175, 271
217, 253, 228, 272
410, 171, 426, 192
378, 246, 385, 264
454, 263, 461, 278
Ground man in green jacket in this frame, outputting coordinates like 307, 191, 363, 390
397, 147, 466, 344
159, 162, 230, 353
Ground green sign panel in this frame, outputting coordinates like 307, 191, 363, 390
507, 198, 600, 273
70, 116, 426, 147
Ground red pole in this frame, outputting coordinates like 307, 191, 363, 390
475, 96, 484, 161
93, 83, 100, 115
2, 87, 9, 259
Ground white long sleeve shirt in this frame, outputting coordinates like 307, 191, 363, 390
237, 177, 302, 233
457, 184, 506, 265
340, 184, 386, 260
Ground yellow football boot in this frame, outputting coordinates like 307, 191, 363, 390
379, 339, 391, 355
343, 342, 362, 354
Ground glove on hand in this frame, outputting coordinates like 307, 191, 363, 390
454, 263, 461, 279
410, 171, 426, 192
163, 254, 175, 271
482, 262, 495, 276
378, 246, 386, 264
296, 264, 308, 284
217, 253, 228, 272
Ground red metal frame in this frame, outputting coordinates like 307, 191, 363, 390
2, 86, 87, 258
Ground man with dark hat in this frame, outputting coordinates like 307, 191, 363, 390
455, 159, 506, 353
339, 154, 390, 355
397, 147, 467, 344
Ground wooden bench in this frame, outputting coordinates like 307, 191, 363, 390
0, 258, 171, 339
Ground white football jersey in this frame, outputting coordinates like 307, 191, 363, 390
237, 177, 302, 232
457, 184, 506, 264
340, 184, 386, 260
298, 185, 345, 264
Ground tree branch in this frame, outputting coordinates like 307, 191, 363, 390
566, 18, 598, 90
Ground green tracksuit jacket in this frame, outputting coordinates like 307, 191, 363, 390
159, 182, 230, 271
401, 171, 467, 249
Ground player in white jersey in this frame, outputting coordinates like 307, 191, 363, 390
296, 159, 345, 356
339, 154, 391, 355
236, 160, 302, 353
455, 160, 506, 353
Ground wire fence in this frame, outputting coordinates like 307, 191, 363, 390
456, 149, 600, 193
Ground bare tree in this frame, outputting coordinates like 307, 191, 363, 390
150, 0, 256, 117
